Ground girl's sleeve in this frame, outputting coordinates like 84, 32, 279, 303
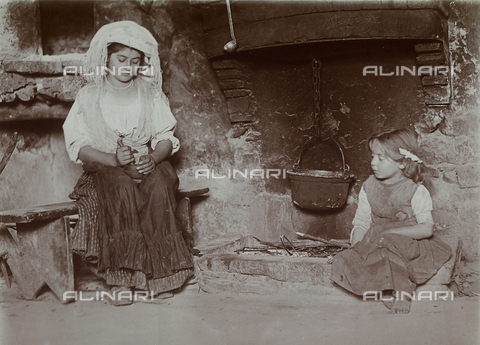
411, 185, 434, 225
151, 95, 180, 155
350, 186, 372, 243
62, 99, 94, 164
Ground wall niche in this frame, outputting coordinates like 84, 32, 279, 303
39, 0, 94, 55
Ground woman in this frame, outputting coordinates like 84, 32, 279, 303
63, 21, 194, 306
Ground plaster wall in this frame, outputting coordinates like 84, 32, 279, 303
0, 0, 41, 59
0, 122, 81, 209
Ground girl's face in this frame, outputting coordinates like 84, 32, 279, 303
370, 141, 404, 184
107, 47, 142, 84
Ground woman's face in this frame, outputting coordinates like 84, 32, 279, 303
370, 141, 404, 184
107, 47, 142, 84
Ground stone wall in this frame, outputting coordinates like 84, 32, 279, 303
420, 0, 480, 259
0, 0, 478, 259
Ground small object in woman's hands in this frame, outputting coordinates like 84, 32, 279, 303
138, 155, 151, 164
136, 154, 154, 175
122, 152, 145, 179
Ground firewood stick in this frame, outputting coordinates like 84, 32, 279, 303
253, 237, 321, 249
295, 232, 350, 248
252, 237, 280, 248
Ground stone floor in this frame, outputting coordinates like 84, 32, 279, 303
0, 259, 479, 345
0, 283, 478, 345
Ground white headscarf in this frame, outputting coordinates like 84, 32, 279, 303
74, 21, 170, 156
84, 20, 163, 94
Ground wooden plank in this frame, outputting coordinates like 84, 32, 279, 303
177, 178, 210, 198
0, 202, 78, 223
177, 187, 210, 199
0, 186, 209, 223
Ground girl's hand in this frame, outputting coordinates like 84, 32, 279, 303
116, 146, 135, 166
136, 154, 156, 174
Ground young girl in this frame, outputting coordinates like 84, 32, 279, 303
63, 21, 193, 306
330, 128, 451, 313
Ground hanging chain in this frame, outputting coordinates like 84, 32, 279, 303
294, 57, 322, 170
295, 58, 350, 178
312, 57, 321, 137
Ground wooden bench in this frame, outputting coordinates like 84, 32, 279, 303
0, 183, 209, 303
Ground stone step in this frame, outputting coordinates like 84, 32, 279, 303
195, 234, 461, 297
195, 235, 352, 297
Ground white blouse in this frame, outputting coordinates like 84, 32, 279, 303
63, 87, 180, 164
100, 93, 142, 136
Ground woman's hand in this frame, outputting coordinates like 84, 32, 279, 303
116, 146, 135, 166
136, 154, 156, 174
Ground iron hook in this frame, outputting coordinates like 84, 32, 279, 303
224, 0, 238, 53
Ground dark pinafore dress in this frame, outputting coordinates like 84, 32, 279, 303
331, 176, 451, 295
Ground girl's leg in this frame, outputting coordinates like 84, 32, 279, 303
382, 289, 414, 314
380, 290, 395, 310
382, 259, 416, 314
332, 240, 416, 313
391, 292, 413, 314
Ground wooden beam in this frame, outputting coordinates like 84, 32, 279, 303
202, 9, 445, 58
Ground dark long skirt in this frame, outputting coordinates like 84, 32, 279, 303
330, 233, 451, 295
69, 161, 194, 293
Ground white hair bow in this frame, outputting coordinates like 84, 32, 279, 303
399, 148, 423, 163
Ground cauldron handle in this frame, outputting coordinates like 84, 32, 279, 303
293, 136, 350, 180
292, 135, 318, 170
